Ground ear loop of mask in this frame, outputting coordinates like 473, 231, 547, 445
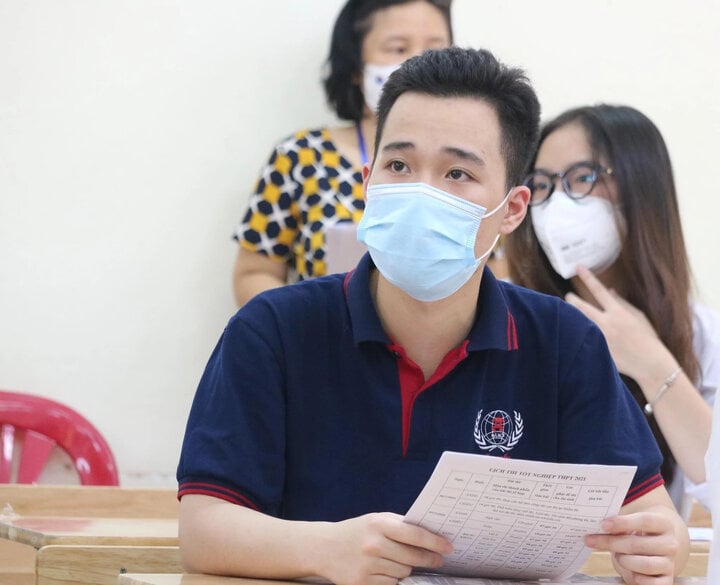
474, 188, 512, 261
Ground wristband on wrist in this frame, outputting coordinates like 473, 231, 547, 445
644, 366, 683, 416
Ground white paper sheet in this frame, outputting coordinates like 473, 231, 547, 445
403, 452, 637, 581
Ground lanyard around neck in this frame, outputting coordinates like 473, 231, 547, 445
355, 122, 368, 166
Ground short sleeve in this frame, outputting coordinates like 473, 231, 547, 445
234, 138, 301, 264
177, 306, 287, 515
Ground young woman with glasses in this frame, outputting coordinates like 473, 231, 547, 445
505, 104, 719, 517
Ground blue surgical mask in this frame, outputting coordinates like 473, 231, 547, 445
357, 182, 510, 301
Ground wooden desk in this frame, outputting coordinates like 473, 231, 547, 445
0, 572, 34, 585
118, 547, 709, 585
0, 516, 178, 548
687, 500, 712, 528
118, 575, 708, 585
0, 516, 180, 585
0, 485, 179, 519
37, 545, 182, 585
0, 486, 180, 585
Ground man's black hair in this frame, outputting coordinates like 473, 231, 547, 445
375, 47, 540, 187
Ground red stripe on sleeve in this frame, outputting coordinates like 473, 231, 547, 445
177, 482, 259, 510
623, 473, 664, 506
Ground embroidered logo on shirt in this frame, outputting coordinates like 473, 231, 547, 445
473, 409, 524, 453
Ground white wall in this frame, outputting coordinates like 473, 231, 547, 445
1, 0, 718, 485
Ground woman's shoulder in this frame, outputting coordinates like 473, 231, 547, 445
257, 127, 339, 172
267, 125, 361, 175
273, 127, 335, 152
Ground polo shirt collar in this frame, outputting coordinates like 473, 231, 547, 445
345, 252, 516, 352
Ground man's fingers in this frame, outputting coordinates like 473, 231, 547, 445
585, 532, 677, 557
585, 513, 678, 568
376, 539, 445, 571
613, 553, 674, 584
382, 517, 453, 556
365, 574, 412, 585
358, 513, 450, 573
368, 557, 414, 580
601, 513, 672, 536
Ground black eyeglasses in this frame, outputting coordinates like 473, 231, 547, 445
524, 161, 613, 206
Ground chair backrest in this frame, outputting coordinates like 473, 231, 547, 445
0, 390, 119, 485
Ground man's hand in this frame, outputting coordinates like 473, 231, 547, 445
319, 512, 453, 585
180, 497, 454, 585
585, 511, 679, 585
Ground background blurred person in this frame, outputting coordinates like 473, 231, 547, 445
231, 0, 453, 306
505, 104, 719, 517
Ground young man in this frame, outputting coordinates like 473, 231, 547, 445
177, 48, 688, 585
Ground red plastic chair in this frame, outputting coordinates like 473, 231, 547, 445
0, 389, 119, 485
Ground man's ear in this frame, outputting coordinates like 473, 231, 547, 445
362, 162, 372, 201
499, 185, 530, 235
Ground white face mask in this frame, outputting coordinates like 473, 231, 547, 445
362, 62, 402, 114
530, 191, 624, 280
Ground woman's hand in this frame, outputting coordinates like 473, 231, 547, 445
564, 265, 675, 382
585, 511, 679, 585
319, 512, 453, 585
566, 267, 712, 484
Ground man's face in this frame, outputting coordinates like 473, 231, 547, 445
364, 92, 510, 258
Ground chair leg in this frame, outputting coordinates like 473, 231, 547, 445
17, 431, 56, 484
0, 425, 16, 483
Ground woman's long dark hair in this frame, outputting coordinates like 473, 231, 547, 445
322, 0, 453, 121
506, 105, 699, 484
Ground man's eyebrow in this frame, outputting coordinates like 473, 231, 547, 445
380, 142, 485, 166
442, 146, 485, 166
381, 141, 415, 153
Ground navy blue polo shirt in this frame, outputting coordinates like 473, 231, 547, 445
177, 253, 663, 521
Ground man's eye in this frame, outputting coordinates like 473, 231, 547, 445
390, 160, 407, 172
448, 169, 467, 180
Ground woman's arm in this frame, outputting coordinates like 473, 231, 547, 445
232, 246, 288, 307
566, 266, 713, 484
179, 494, 452, 585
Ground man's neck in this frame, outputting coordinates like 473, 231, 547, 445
370, 269, 482, 380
